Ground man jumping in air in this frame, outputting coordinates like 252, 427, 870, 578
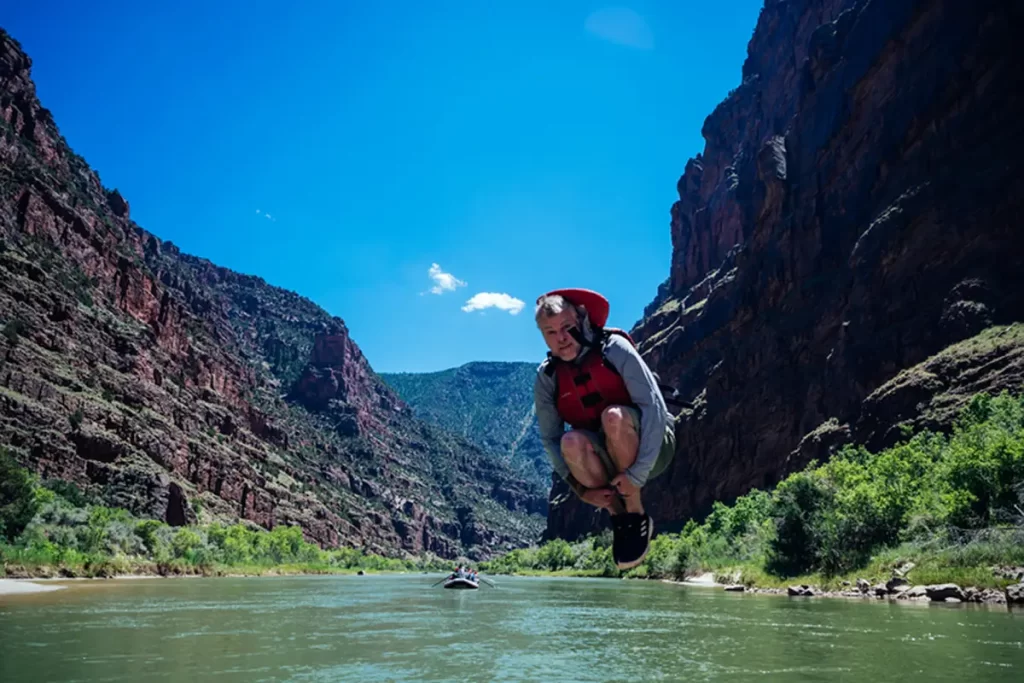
533, 288, 676, 570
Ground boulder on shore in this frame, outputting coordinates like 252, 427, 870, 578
925, 584, 964, 602
898, 586, 930, 601
886, 576, 909, 593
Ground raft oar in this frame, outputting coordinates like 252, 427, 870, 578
430, 575, 452, 587
478, 577, 497, 588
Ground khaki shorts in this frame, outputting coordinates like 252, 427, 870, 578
572, 406, 676, 483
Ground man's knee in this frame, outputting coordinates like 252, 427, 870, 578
560, 431, 590, 463
601, 406, 636, 440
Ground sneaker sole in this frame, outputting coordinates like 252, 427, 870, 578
615, 516, 654, 570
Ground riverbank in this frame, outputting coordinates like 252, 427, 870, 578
1, 559, 434, 582
485, 564, 1024, 607
706, 581, 1017, 605
1, 557, 395, 581
693, 567, 1022, 606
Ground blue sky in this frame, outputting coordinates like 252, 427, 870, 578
3, 1, 763, 373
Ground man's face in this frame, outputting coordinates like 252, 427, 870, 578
540, 308, 581, 361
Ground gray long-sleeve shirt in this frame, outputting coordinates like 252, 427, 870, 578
533, 332, 671, 488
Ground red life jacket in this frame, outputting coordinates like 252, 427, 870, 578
546, 328, 636, 431
537, 287, 692, 426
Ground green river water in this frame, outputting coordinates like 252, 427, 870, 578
1, 574, 1022, 682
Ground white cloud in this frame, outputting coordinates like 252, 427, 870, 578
255, 209, 276, 222
461, 292, 525, 315
255, 209, 261, 214
427, 263, 466, 295
584, 7, 654, 50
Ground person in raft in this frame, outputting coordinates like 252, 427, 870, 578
533, 288, 676, 570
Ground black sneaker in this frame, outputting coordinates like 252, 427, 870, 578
611, 512, 653, 570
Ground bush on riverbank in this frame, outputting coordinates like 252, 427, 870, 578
0, 450, 450, 578
481, 532, 619, 577
482, 391, 1024, 589
0, 448, 39, 542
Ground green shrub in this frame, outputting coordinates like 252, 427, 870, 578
3, 318, 26, 345
765, 471, 831, 576
535, 538, 573, 571
42, 478, 89, 507
0, 448, 39, 542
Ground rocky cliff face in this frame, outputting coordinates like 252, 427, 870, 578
0, 28, 546, 560
548, 0, 1024, 539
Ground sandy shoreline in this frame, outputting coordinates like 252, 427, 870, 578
0, 578, 67, 595
674, 572, 722, 587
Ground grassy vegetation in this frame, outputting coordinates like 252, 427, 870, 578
933, 323, 1024, 360
481, 531, 618, 577
0, 449, 450, 579
481, 391, 1024, 591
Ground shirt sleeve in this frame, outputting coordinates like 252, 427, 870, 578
533, 362, 568, 481
603, 335, 670, 488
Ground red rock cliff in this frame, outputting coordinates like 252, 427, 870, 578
548, 0, 1024, 539
0, 28, 546, 560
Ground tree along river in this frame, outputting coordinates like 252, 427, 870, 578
1, 574, 1022, 681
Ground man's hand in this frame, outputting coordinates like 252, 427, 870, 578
610, 474, 640, 499
579, 486, 617, 509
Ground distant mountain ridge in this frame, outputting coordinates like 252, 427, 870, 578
381, 361, 550, 487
